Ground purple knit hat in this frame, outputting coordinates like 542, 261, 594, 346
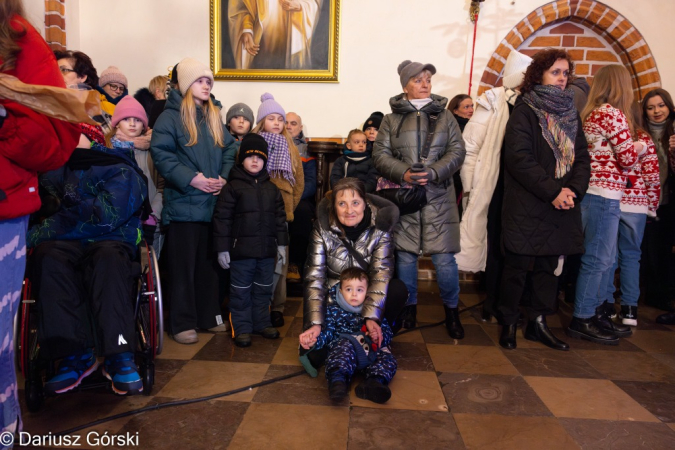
256, 93, 286, 123
111, 96, 148, 129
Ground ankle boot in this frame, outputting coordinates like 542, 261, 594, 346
402, 305, 417, 329
594, 309, 632, 337
444, 306, 464, 339
328, 380, 349, 401
524, 315, 569, 351
566, 316, 619, 345
656, 310, 675, 325
499, 324, 517, 349
480, 307, 492, 322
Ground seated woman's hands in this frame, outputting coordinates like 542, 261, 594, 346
299, 324, 321, 349
365, 319, 383, 347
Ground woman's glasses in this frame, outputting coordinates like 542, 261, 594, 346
106, 83, 125, 93
59, 66, 76, 75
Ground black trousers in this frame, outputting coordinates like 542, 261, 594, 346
288, 198, 315, 277
483, 183, 504, 317
32, 240, 136, 359
642, 203, 675, 307
165, 222, 222, 334
498, 252, 558, 325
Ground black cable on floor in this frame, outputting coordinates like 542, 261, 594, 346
55, 300, 486, 435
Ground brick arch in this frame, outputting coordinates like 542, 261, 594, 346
477, 0, 660, 100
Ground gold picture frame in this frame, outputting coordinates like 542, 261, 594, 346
210, 0, 340, 82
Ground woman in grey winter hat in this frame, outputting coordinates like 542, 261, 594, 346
372, 60, 466, 339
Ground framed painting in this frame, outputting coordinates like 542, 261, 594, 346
210, 0, 340, 82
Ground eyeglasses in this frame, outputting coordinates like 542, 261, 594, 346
106, 83, 125, 93
59, 66, 76, 75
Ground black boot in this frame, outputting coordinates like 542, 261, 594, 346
524, 315, 569, 351
402, 305, 417, 329
444, 306, 464, 339
355, 377, 391, 404
328, 380, 349, 401
656, 310, 675, 325
595, 304, 632, 337
566, 316, 619, 345
480, 307, 492, 322
499, 324, 517, 349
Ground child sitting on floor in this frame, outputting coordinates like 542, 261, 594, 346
299, 267, 397, 404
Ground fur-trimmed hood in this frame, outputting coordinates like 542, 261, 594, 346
316, 193, 399, 235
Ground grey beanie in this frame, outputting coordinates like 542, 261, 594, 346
398, 60, 437, 88
226, 102, 254, 125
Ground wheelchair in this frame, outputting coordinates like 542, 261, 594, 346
15, 240, 164, 412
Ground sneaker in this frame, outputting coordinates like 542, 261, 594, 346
287, 263, 301, 282
208, 323, 231, 333
173, 329, 199, 344
44, 349, 99, 395
271, 311, 285, 328
620, 305, 638, 326
598, 300, 617, 319
255, 327, 280, 339
102, 352, 143, 395
234, 333, 252, 347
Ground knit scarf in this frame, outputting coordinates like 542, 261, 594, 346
335, 285, 364, 314
259, 131, 295, 185
522, 85, 578, 178
114, 129, 152, 150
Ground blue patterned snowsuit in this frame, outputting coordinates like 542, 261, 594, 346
315, 303, 397, 384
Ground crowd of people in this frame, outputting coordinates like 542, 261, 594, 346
3, 0, 675, 435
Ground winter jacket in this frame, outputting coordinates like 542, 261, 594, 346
304, 194, 399, 328
27, 143, 147, 249
295, 132, 317, 201
95, 86, 127, 117
621, 129, 660, 216
150, 89, 237, 224
501, 97, 591, 256
330, 149, 379, 193
0, 15, 80, 220
314, 303, 394, 351
583, 104, 639, 200
373, 94, 466, 255
133, 87, 156, 118
212, 165, 288, 260
456, 87, 518, 272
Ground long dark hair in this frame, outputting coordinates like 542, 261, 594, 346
330, 177, 367, 238
519, 48, 575, 95
0, 0, 27, 73
54, 50, 99, 89
642, 88, 675, 151
448, 94, 471, 112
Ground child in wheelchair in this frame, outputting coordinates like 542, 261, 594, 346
27, 137, 149, 396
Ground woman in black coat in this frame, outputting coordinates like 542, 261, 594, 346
498, 48, 591, 351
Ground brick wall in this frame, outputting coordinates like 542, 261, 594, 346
44, 0, 66, 51
478, 0, 661, 100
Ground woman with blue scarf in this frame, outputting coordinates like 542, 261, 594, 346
497, 49, 591, 351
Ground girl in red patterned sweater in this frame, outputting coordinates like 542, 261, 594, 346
597, 102, 661, 327
568, 65, 645, 346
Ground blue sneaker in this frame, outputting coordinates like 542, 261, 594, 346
45, 349, 99, 395
102, 352, 143, 395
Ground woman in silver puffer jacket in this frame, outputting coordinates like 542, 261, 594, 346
373, 60, 466, 339
303, 178, 407, 344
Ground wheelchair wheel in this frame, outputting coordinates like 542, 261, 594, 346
24, 376, 44, 413
142, 362, 154, 396
17, 279, 39, 379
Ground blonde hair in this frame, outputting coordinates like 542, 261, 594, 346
149, 75, 168, 98
180, 90, 225, 147
347, 129, 366, 142
251, 119, 299, 155
581, 65, 635, 136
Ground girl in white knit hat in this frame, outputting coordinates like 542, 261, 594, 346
150, 57, 238, 345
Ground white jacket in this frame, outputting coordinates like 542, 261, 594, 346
456, 87, 517, 272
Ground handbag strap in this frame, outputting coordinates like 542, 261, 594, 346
420, 114, 439, 161
340, 238, 369, 270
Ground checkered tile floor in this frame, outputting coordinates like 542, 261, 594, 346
19, 281, 675, 449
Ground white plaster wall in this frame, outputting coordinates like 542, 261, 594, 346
65, 0, 675, 136
23, 0, 45, 35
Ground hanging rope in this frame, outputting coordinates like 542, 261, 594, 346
468, 5, 480, 96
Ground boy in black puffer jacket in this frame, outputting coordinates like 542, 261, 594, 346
213, 134, 288, 347
330, 129, 379, 193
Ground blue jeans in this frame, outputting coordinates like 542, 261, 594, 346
396, 251, 459, 308
574, 194, 621, 318
600, 212, 647, 307
1, 216, 28, 441
230, 258, 275, 335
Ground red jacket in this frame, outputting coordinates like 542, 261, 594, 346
0, 16, 80, 220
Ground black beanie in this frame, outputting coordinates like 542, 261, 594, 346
362, 111, 384, 131
238, 133, 269, 166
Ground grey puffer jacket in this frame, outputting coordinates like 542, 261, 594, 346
303, 194, 399, 329
373, 94, 466, 255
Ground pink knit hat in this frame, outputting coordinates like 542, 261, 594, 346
111, 96, 148, 129
99, 66, 128, 88
256, 93, 286, 123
